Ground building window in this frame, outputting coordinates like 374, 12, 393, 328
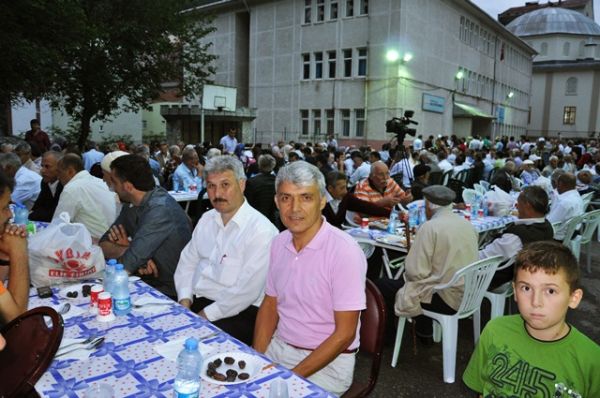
313, 110, 321, 135
304, 0, 312, 24
469, 21, 474, 46
301, 110, 309, 135
357, 48, 367, 76
566, 77, 578, 95
563, 106, 576, 124
302, 53, 310, 79
562, 41, 570, 56
343, 49, 352, 77
326, 109, 335, 134
463, 19, 470, 44
359, 0, 368, 15
345, 0, 353, 17
540, 42, 548, 55
341, 109, 350, 136
355, 109, 365, 137
459, 17, 465, 41
579, 40, 585, 57
315, 52, 323, 79
328, 51, 336, 78
316, 0, 325, 22
330, 0, 338, 19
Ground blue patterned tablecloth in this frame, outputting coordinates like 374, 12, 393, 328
30, 281, 334, 398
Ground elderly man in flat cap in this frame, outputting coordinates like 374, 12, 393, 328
376, 185, 478, 342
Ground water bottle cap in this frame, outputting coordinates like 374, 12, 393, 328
184, 337, 198, 350
115, 263, 124, 271
15, 203, 26, 209
107, 259, 117, 265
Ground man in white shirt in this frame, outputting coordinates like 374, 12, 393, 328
219, 128, 238, 154
174, 156, 278, 345
437, 151, 454, 173
468, 136, 482, 151
54, 154, 117, 240
546, 173, 584, 241
0, 152, 41, 210
14, 142, 40, 174
348, 151, 371, 186
413, 135, 423, 151
82, 141, 105, 171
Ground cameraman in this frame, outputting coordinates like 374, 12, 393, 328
390, 145, 416, 189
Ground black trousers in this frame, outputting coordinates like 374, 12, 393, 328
190, 297, 258, 346
375, 276, 456, 337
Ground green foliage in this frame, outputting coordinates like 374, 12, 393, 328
0, 1, 216, 146
99, 134, 135, 151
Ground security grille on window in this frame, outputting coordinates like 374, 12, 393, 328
355, 109, 365, 137
328, 51, 336, 78
301, 110, 310, 135
304, 0, 312, 24
315, 52, 323, 79
357, 48, 367, 76
330, 0, 338, 19
563, 106, 576, 125
303, 53, 310, 79
316, 0, 325, 22
345, 0, 353, 17
343, 49, 352, 77
341, 109, 350, 136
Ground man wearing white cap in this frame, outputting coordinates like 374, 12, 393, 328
101, 150, 129, 190
520, 158, 541, 185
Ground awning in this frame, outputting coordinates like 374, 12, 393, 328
453, 102, 495, 119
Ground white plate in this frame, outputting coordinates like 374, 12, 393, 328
58, 283, 98, 299
200, 351, 259, 385
128, 276, 141, 282
376, 235, 407, 246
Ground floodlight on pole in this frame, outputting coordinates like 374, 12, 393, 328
507, 91, 514, 99
455, 70, 464, 80
402, 53, 413, 63
386, 49, 400, 62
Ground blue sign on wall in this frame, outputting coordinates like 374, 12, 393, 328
422, 93, 445, 114
496, 106, 505, 124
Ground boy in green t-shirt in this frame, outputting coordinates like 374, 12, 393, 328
463, 241, 600, 398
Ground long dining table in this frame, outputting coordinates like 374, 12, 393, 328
29, 280, 335, 398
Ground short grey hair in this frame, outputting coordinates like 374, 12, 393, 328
203, 155, 246, 181
14, 142, 31, 155
258, 154, 276, 173
206, 148, 222, 159
276, 161, 326, 197
0, 152, 22, 170
43, 150, 63, 161
549, 155, 558, 162
181, 147, 198, 162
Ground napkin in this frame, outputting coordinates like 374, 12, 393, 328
55, 338, 96, 361
131, 297, 174, 314
154, 337, 213, 362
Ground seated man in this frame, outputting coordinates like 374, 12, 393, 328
547, 173, 584, 241
0, 152, 41, 210
54, 154, 117, 240
175, 156, 278, 345
254, 161, 366, 396
29, 151, 63, 222
410, 164, 430, 201
491, 160, 517, 193
376, 185, 478, 340
348, 151, 370, 186
520, 159, 540, 185
479, 186, 553, 288
464, 241, 600, 397
14, 142, 41, 174
99, 155, 192, 299
352, 161, 412, 222
323, 171, 389, 228
173, 147, 203, 192
244, 154, 278, 227
0, 171, 29, 324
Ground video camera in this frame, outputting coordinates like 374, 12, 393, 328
386, 110, 418, 144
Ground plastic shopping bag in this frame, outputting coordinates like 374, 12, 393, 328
28, 212, 105, 287
484, 186, 516, 216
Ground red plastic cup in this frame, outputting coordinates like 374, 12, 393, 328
97, 292, 112, 316
478, 209, 484, 218
361, 218, 369, 229
90, 285, 104, 308
464, 213, 471, 221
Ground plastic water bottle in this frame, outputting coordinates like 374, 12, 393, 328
112, 264, 131, 316
173, 338, 202, 398
471, 201, 479, 219
173, 177, 180, 192
408, 203, 418, 229
13, 203, 28, 225
387, 205, 399, 234
104, 259, 117, 294
418, 204, 426, 225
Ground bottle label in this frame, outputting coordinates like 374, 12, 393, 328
114, 297, 131, 311
174, 391, 199, 398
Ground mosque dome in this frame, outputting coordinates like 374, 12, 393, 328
506, 7, 600, 37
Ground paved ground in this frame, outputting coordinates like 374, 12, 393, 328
353, 241, 600, 397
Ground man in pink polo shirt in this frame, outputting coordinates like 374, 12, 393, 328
253, 161, 367, 396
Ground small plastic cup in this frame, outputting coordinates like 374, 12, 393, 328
269, 379, 289, 398
84, 383, 114, 398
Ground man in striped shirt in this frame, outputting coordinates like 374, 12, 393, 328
352, 161, 412, 222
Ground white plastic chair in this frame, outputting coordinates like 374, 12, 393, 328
381, 248, 405, 280
560, 214, 585, 253
390, 256, 503, 383
512, 177, 524, 190
477, 257, 516, 335
569, 209, 600, 273
581, 191, 594, 211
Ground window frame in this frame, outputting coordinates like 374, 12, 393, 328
315, 51, 323, 79
301, 110, 310, 135
302, 53, 311, 79
304, 0, 312, 24
341, 109, 351, 137
357, 47, 367, 76
563, 106, 576, 125
355, 109, 365, 137
327, 50, 336, 78
343, 48, 352, 77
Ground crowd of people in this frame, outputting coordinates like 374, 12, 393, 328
0, 120, 599, 396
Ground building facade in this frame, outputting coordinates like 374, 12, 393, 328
506, 6, 600, 139
184, 0, 535, 146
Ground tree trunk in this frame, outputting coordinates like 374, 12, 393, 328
0, 97, 12, 137
78, 112, 92, 152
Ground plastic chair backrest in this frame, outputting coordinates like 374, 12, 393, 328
0, 306, 64, 397
444, 256, 503, 318
455, 169, 469, 183
441, 169, 453, 186
581, 192, 594, 210
561, 214, 586, 245
429, 171, 443, 186
580, 209, 600, 245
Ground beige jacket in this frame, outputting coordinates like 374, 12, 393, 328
395, 207, 478, 317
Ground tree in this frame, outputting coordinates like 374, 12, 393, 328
0, 1, 216, 147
